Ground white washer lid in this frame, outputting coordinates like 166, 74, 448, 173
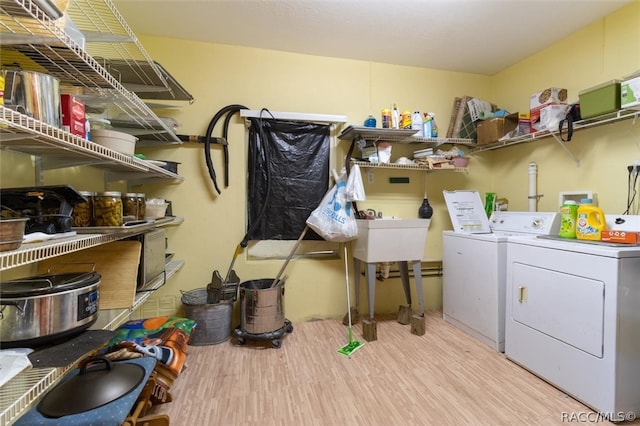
443, 190, 491, 233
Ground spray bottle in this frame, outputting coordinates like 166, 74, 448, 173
428, 112, 438, 138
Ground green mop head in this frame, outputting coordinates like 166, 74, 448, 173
337, 328, 364, 357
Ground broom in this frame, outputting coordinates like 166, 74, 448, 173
337, 243, 364, 357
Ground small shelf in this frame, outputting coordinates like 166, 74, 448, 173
472, 108, 640, 153
0, 107, 183, 183
350, 160, 467, 173
338, 125, 475, 147
0, 217, 182, 272
0, 259, 185, 426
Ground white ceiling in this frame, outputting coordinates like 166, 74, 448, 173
113, 0, 633, 75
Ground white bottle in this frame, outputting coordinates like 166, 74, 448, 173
411, 111, 423, 137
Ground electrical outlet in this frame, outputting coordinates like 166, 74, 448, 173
630, 161, 640, 176
367, 169, 374, 183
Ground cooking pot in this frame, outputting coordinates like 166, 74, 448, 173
1, 69, 61, 127
0, 271, 100, 348
37, 356, 146, 417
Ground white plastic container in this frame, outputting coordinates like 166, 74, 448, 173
91, 129, 137, 156
145, 199, 168, 220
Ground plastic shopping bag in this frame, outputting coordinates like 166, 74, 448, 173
345, 164, 366, 202
306, 174, 358, 242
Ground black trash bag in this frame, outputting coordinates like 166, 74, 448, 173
247, 118, 330, 241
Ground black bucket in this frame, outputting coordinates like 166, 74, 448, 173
239, 279, 285, 335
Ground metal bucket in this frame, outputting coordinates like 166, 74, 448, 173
182, 289, 232, 346
239, 278, 285, 335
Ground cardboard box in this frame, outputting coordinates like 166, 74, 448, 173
476, 113, 518, 146
601, 230, 640, 244
621, 74, 640, 109
579, 80, 621, 118
518, 111, 532, 135
60, 94, 86, 137
529, 87, 568, 129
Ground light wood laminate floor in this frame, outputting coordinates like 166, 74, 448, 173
151, 311, 640, 425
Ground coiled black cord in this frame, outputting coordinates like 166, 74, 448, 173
204, 104, 249, 194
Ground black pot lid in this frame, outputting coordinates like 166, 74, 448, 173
37, 357, 145, 418
0, 272, 100, 298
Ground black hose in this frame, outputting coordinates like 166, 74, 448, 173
204, 104, 248, 194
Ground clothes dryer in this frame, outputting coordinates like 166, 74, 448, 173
505, 215, 640, 417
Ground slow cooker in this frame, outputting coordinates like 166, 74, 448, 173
0, 271, 100, 348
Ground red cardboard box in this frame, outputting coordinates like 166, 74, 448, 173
60, 94, 86, 137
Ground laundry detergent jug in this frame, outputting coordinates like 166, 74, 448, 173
576, 199, 606, 241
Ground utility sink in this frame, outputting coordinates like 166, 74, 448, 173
352, 219, 431, 263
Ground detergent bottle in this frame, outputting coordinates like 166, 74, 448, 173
576, 198, 606, 240
558, 200, 578, 238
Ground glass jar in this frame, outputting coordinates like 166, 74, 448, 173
71, 191, 95, 227
94, 191, 123, 226
122, 192, 139, 221
136, 193, 146, 221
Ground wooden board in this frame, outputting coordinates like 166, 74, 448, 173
38, 241, 141, 310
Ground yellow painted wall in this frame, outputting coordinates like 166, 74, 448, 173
2, 3, 638, 325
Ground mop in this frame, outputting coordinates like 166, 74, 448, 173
337, 243, 364, 357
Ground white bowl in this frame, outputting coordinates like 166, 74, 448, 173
92, 129, 137, 156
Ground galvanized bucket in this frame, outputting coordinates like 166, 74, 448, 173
182, 289, 233, 346
239, 278, 285, 335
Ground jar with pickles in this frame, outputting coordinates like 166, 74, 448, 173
136, 193, 146, 221
122, 192, 139, 222
94, 191, 123, 226
71, 191, 95, 227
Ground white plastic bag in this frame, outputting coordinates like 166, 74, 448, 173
345, 164, 366, 202
306, 174, 358, 242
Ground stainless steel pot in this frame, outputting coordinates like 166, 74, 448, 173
0, 271, 100, 347
1, 69, 61, 127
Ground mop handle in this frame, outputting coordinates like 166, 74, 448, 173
343, 243, 353, 330
270, 225, 309, 288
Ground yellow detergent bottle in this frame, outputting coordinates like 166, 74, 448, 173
576, 199, 606, 240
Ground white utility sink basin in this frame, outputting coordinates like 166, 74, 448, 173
352, 218, 431, 263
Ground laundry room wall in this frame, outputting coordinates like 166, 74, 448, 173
131, 1, 638, 323
4, 3, 636, 324
131, 36, 491, 323
486, 2, 640, 213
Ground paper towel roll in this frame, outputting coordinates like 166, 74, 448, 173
478, 111, 495, 120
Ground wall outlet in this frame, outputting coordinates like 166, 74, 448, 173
367, 169, 374, 183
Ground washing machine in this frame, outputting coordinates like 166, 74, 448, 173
442, 190, 560, 352
505, 215, 640, 418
